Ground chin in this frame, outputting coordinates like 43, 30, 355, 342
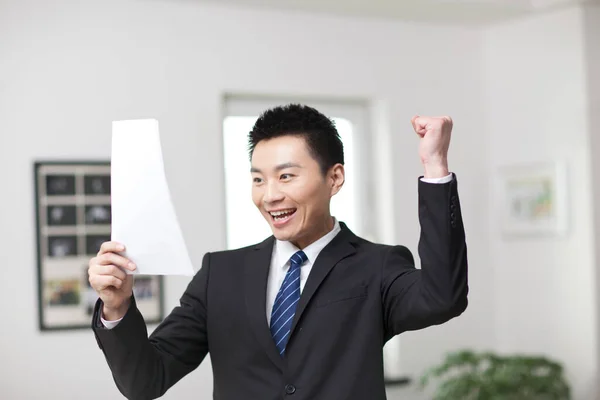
270, 227, 293, 241
263, 211, 300, 239
272, 232, 291, 242
271, 224, 305, 245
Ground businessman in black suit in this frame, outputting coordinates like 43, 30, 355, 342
88, 104, 468, 400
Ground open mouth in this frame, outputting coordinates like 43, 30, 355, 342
268, 209, 297, 225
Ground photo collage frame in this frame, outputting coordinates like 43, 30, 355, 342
34, 161, 164, 330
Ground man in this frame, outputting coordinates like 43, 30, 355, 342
89, 104, 468, 400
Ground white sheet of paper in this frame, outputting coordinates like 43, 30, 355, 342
111, 119, 194, 276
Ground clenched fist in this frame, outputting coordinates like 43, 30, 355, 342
88, 241, 137, 321
411, 115, 453, 179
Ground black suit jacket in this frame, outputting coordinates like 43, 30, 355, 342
92, 175, 469, 400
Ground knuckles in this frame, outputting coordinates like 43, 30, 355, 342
418, 116, 453, 130
431, 117, 452, 130
88, 274, 100, 290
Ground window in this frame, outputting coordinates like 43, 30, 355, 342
222, 97, 373, 250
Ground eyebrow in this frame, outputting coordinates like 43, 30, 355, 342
250, 162, 302, 173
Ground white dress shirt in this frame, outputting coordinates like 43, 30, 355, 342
266, 218, 341, 324
101, 173, 453, 329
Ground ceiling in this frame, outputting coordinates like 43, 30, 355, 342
185, 0, 595, 25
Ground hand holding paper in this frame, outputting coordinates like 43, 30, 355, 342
110, 119, 194, 276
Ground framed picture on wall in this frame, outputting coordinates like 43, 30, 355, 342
497, 161, 568, 237
34, 161, 165, 331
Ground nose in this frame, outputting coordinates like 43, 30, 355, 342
263, 181, 284, 204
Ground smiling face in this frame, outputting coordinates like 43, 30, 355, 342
251, 135, 344, 249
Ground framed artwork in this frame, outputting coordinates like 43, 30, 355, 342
34, 161, 164, 331
497, 161, 568, 237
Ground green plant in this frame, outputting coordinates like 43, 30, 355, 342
419, 350, 571, 400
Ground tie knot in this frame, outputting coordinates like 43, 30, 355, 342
289, 250, 307, 269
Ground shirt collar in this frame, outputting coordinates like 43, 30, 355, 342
274, 218, 341, 269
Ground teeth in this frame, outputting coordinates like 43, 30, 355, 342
271, 211, 289, 217
270, 210, 293, 216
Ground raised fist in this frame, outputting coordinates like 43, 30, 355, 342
411, 115, 452, 178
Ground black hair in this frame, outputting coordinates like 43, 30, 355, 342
248, 104, 344, 175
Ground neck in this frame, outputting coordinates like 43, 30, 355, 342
292, 216, 335, 249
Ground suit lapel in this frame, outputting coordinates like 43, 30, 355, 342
244, 236, 283, 370
289, 223, 358, 337
244, 223, 358, 364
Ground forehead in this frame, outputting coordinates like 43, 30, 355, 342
251, 135, 314, 166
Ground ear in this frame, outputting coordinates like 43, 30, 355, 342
328, 163, 345, 197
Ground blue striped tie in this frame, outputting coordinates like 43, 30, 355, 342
270, 250, 308, 355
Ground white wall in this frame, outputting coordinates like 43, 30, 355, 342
584, 4, 600, 392
0, 0, 490, 399
483, 6, 598, 399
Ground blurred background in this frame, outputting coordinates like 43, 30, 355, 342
1, 0, 599, 398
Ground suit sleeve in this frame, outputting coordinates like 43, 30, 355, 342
381, 174, 468, 340
92, 252, 212, 400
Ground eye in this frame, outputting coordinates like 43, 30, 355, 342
280, 174, 293, 180
253, 177, 263, 184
